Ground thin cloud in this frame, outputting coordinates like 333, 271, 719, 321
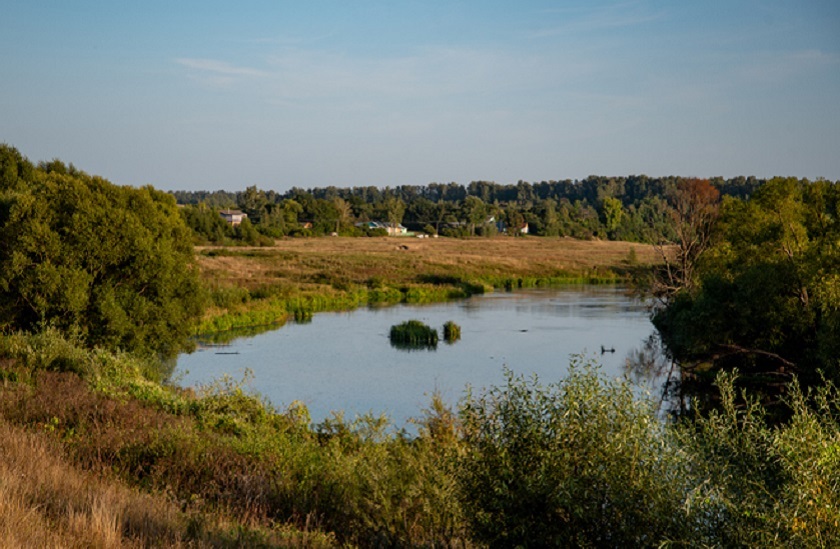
174, 58, 269, 78
260, 45, 590, 104
246, 33, 335, 46
531, 2, 665, 38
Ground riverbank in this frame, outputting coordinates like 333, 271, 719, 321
195, 236, 662, 335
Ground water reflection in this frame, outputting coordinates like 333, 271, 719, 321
389, 340, 438, 352
194, 323, 285, 345
624, 334, 671, 384
622, 333, 680, 415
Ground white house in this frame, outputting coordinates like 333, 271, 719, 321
355, 221, 408, 236
219, 209, 247, 226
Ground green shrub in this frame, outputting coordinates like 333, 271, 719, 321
457, 360, 696, 546
0, 327, 90, 376
7, 325, 840, 547
0, 152, 204, 357
675, 372, 840, 547
209, 285, 251, 308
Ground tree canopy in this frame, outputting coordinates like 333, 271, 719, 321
173, 175, 767, 242
653, 177, 840, 409
0, 145, 203, 357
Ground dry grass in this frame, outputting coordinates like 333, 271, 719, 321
0, 418, 187, 548
197, 236, 661, 290
0, 368, 338, 548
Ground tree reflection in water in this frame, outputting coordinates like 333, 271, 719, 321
623, 333, 682, 417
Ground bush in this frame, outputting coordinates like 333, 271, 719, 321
675, 372, 840, 547
5, 324, 840, 546
209, 285, 251, 308
0, 147, 204, 357
457, 360, 696, 546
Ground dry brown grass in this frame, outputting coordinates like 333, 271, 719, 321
0, 368, 338, 548
0, 418, 188, 548
197, 236, 661, 290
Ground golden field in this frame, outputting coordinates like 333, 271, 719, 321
196, 236, 662, 291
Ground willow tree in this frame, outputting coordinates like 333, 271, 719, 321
0, 145, 203, 357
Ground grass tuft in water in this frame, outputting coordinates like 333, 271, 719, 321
442, 321, 461, 344
389, 320, 439, 350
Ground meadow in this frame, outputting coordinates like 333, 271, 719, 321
197, 236, 657, 288
194, 236, 660, 335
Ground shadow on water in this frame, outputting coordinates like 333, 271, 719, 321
192, 324, 282, 346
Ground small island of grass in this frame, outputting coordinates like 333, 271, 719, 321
443, 321, 461, 343
389, 320, 439, 350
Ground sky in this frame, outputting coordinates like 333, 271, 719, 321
2, 1, 839, 192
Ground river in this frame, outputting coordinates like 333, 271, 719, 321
175, 286, 658, 427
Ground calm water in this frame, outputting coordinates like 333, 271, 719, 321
175, 286, 656, 426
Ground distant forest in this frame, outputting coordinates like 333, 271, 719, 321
172, 176, 770, 244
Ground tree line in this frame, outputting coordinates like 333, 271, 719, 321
172, 175, 766, 243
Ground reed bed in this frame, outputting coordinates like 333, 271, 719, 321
389, 320, 440, 349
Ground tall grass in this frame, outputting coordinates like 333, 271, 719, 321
0, 417, 310, 548
0, 330, 466, 546
198, 281, 476, 339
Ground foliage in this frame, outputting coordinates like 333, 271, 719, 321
0, 330, 467, 547
173, 175, 781, 244
654, 177, 840, 407
3, 330, 840, 546
0, 145, 204, 357
601, 195, 624, 236
457, 360, 697, 547
676, 371, 840, 547
654, 178, 721, 296
179, 203, 232, 244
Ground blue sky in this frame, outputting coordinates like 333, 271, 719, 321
2, 1, 838, 191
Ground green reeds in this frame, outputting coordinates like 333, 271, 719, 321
292, 307, 313, 323
443, 321, 461, 344
197, 270, 621, 338
389, 320, 439, 350
485, 272, 620, 291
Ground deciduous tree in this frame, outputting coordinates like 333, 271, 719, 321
655, 178, 720, 297
0, 146, 203, 357
653, 177, 840, 410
